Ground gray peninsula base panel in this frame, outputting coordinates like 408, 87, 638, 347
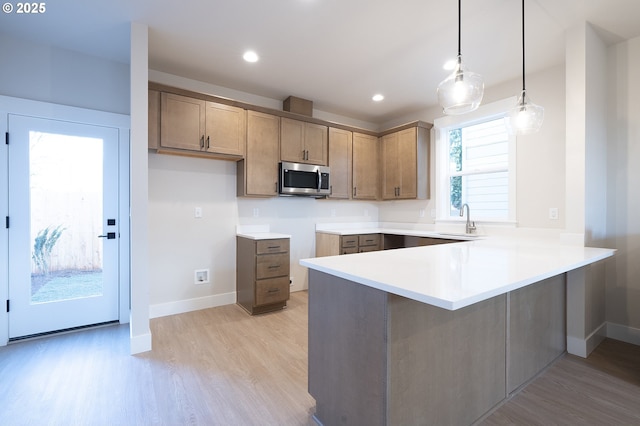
308, 270, 566, 426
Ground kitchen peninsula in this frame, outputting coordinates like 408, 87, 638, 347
300, 234, 614, 425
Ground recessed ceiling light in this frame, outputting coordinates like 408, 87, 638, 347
443, 59, 457, 70
243, 51, 259, 63
372, 94, 384, 102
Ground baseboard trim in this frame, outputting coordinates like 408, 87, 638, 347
130, 330, 152, 355
567, 322, 607, 358
607, 322, 640, 346
149, 292, 236, 319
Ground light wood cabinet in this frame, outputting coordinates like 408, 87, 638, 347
327, 127, 352, 199
315, 232, 381, 257
204, 101, 246, 156
280, 117, 328, 165
237, 110, 280, 197
237, 237, 290, 315
159, 92, 246, 159
352, 132, 379, 200
148, 90, 160, 149
380, 125, 430, 200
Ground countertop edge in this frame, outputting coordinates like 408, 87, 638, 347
301, 245, 615, 311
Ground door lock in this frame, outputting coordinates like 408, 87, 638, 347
98, 232, 116, 239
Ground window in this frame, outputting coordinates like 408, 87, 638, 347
435, 98, 516, 223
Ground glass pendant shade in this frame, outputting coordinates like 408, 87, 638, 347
508, 91, 544, 135
437, 57, 484, 115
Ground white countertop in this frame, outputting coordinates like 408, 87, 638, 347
316, 227, 481, 241
236, 224, 290, 240
300, 236, 615, 311
237, 232, 291, 240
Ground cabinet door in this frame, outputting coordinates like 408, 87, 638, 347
244, 111, 280, 196
304, 122, 328, 165
397, 127, 417, 199
281, 118, 328, 165
148, 90, 160, 149
160, 93, 205, 151
205, 102, 246, 156
328, 127, 352, 199
280, 117, 305, 162
352, 132, 378, 200
381, 132, 400, 200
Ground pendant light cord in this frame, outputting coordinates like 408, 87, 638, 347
457, 0, 462, 58
521, 0, 526, 93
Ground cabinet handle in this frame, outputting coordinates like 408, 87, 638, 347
267, 288, 281, 293
353, 187, 357, 197
206, 136, 210, 150
268, 265, 281, 269
267, 246, 281, 250
200, 135, 205, 149
275, 182, 278, 193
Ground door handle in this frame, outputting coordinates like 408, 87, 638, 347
98, 232, 116, 239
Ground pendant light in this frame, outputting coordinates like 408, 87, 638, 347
437, 0, 484, 115
508, 0, 544, 134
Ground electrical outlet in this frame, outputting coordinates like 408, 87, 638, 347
253, 208, 260, 217
419, 209, 425, 218
549, 207, 559, 220
194, 207, 202, 218
194, 269, 209, 284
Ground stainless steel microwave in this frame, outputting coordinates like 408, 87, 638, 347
279, 161, 330, 197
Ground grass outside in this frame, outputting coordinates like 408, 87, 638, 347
31, 270, 103, 303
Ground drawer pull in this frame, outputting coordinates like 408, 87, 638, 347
267, 246, 280, 249
268, 265, 281, 269
267, 288, 280, 293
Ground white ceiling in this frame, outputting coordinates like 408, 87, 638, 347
1, 0, 640, 123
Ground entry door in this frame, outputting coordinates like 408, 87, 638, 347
8, 114, 120, 338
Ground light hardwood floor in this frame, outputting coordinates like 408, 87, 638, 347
0, 291, 638, 425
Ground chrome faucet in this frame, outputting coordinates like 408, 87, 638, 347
459, 203, 476, 234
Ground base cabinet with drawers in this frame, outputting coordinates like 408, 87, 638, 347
315, 231, 459, 257
315, 233, 382, 256
236, 236, 290, 315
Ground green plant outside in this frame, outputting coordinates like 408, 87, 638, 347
449, 128, 462, 211
32, 224, 65, 275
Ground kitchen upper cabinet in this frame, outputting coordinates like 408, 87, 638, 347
148, 90, 160, 149
280, 117, 328, 165
159, 92, 246, 158
352, 132, 378, 200
327, 127, 352, 199
160, 92, 205, 151
237, 110, 280, 197
204, 102, 246, 156
380, 125, 430, 200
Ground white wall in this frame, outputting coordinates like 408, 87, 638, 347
0, 35, 130, 115
129, 22, 151, 354
378, 65, 567, 230
148, 152, 378, 314
607, 34, 640, 336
